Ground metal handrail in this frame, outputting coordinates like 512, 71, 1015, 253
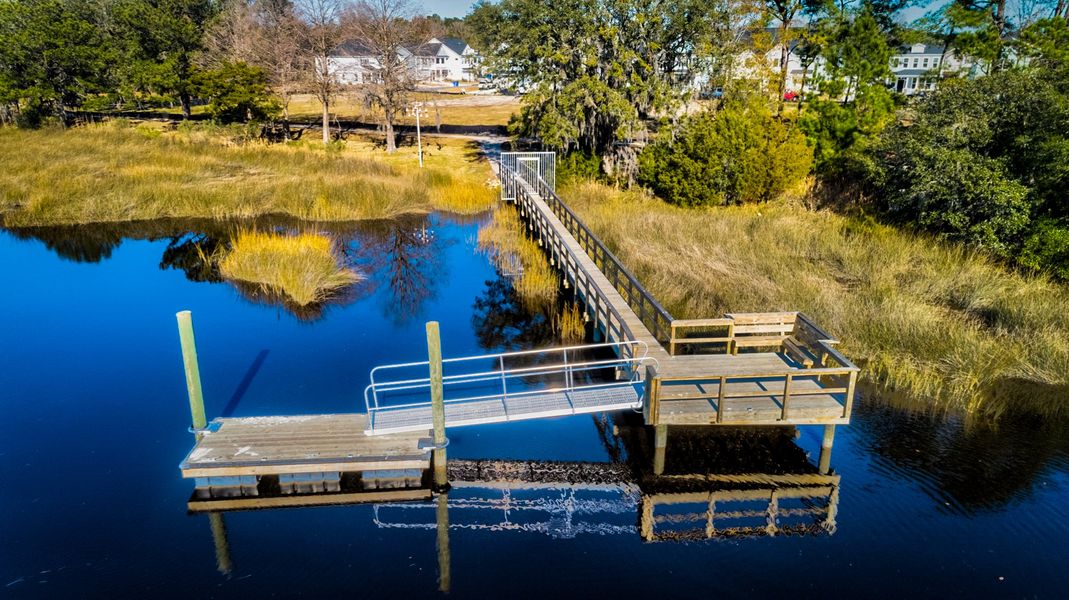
363, 340, 653, 415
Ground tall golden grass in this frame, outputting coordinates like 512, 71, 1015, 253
217, 230, 361, 306
0, 122, 494, 227
478, 205, 559, 313
566, 181, 1069, 420
556, 302, 587, 344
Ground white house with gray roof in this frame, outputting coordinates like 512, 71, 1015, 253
328, 37, 479, 85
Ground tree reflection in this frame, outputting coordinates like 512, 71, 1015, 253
350, 216, 445, 324
5, 224, 123, 263
855, 402, 1069, 514
160, 233, 224, 282
471, 277, 556, 351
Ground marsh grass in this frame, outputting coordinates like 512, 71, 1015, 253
478, 205, 560, 313
0, 122, 494, 227
217, 230, 361, 306
556, 302, 586, 344
566, 181, 1069, 420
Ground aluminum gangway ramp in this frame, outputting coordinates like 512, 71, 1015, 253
363, 341, 654, 435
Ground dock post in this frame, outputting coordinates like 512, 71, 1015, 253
176, 311, 207, 438
818, 425, 836, 474
436, 492, 451, 593
653, 425, 668, 475
208, 512, 233, 575
426, 321, 448, 490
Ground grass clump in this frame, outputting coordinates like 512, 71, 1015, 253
565, 181, 1069, 420
0, 122, 494, 227
556, 302, 586, 344
218, 230, 360, 306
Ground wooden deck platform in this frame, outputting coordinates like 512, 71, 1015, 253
180, 414, 431, 479
368, 385, 641, 435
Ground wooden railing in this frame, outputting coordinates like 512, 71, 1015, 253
522, 172, 675, 344
653, 311, 860, 424
650, 368, 858, 424
506, 170, 643, 346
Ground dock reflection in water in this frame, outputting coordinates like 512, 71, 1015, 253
186, 418, 841, 591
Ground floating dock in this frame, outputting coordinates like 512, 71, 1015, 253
180, 414, 431, 511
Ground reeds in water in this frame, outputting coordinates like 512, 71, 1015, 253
217, 230, 361, 306
478, 205, 558, 313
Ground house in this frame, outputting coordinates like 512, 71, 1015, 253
890, 44, 953, 95
327, 37, 479, 86
327, 41, 380, 85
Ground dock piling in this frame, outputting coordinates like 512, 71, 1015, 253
653, 425, 668, 475
176, 310, 207, 437
818, 425, 836, 474
426, 322, 448, 490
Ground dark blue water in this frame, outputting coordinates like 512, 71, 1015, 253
2, 214, 1068, 598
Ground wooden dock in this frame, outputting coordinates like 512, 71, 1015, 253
174, 151, 859, 504
502, 153, 859, 434
180, 414, 432, 509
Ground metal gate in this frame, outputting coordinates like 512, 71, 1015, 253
500, 151, 556, 201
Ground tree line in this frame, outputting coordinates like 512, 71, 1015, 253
0, 0, 458, 148
469, 0, 1069, 278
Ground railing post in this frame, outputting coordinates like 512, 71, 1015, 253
426, 321, 448, 490
176, 310, 207, 438
716, 376, 727, 424
781, 373, 793, 421
499, 355, 508, 400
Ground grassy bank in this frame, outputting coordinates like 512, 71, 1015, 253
566, 182, 1069, 420
0, 122, 495, 227
218, 230, 360, 306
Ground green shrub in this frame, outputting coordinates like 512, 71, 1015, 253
1018, 219, 1069, 280
193, 62, 279, 124
557, 150, 601, 185
637, 101, 812, 206
877, 145, 1030, 256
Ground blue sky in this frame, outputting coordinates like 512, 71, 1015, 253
423, 0, 479, 18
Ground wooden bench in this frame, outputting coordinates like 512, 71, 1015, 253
725, 312, 797, 353
669, 318, 734, 354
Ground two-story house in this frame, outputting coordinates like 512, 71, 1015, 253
328, 37, 479, 86
890, 44, 949, 95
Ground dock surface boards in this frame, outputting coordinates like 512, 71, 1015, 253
180, 414, 431, 478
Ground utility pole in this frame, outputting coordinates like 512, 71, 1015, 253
414, 102, 424, 168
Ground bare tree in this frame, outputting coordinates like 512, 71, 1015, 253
206, 0, 307, 136
349, 0, 428, 152
258, 0, 307, 132
296, 0, 353, 144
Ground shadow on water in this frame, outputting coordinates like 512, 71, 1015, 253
4, 214, 452, 323
855, 398, 1069, 514
220, 349, 270, 418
